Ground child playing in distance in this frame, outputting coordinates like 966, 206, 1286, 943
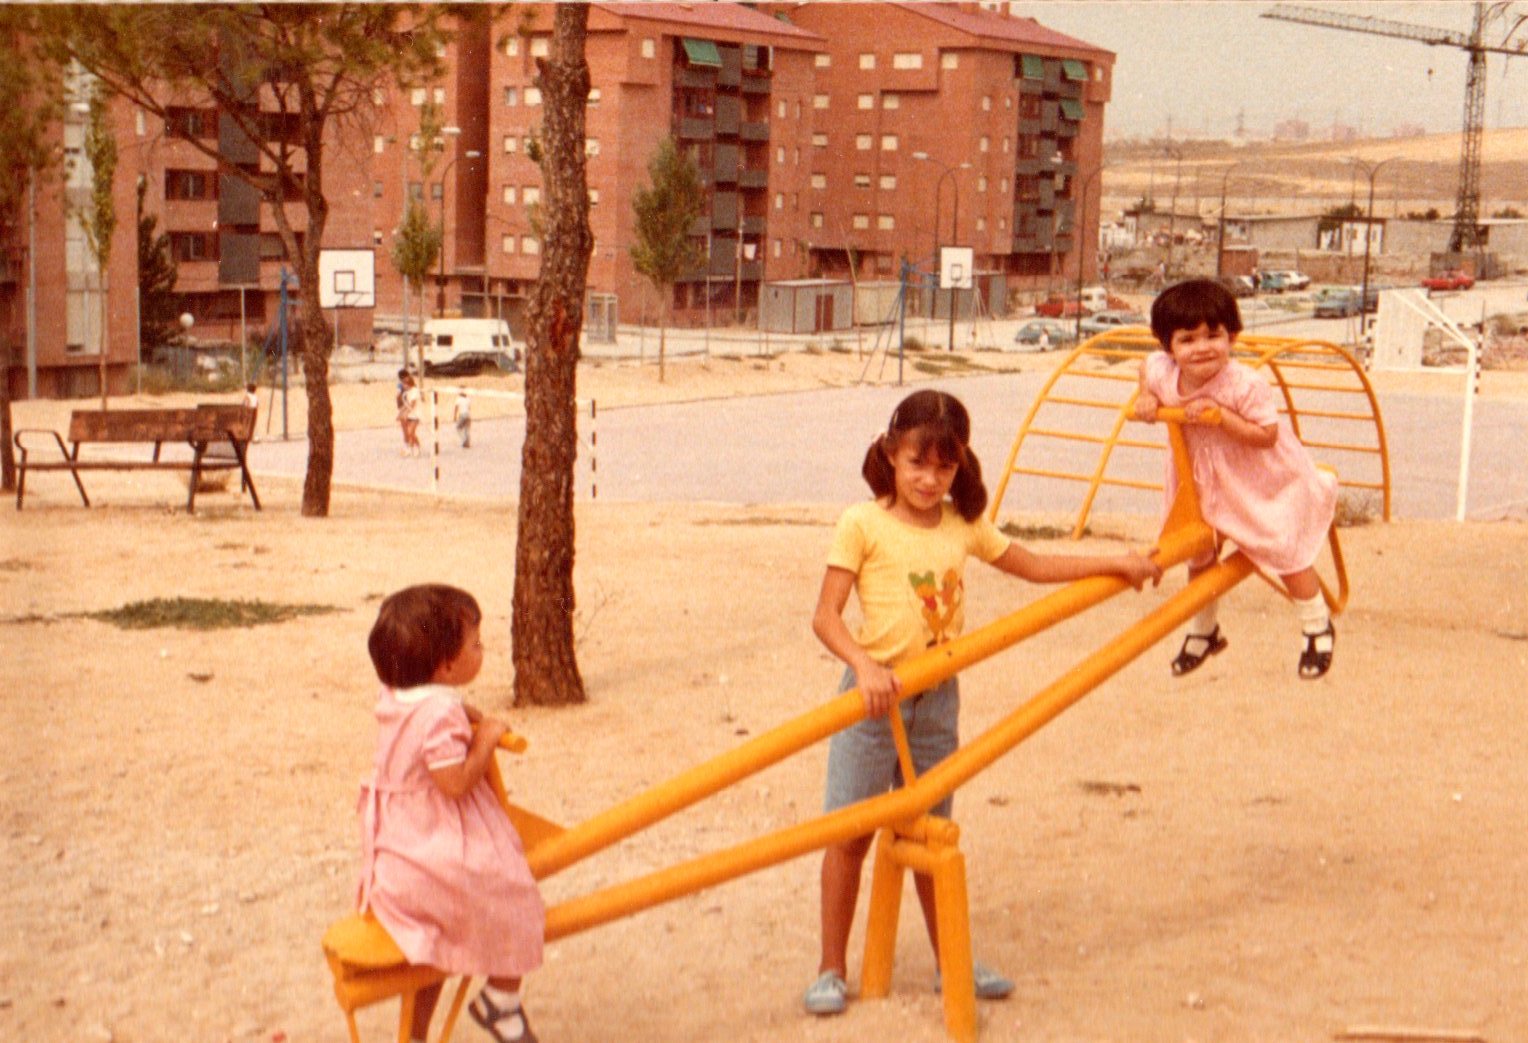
1132, 278, 1338, 679
397, 370, 422, 457
454, 390, 472, 449
360, 585, 544, 1043
803, 389, 1161, 1017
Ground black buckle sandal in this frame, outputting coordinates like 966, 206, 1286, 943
468, 989, 537, 1043
1299, 622, 1336, 680
1171, 626, 1228, 676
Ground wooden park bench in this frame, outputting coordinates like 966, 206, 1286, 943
13, 403, 260, 513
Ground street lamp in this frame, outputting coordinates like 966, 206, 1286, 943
912, 151, 971, 351
1074, 165, 1108, 342
1215, 161, 1245, 278
436, 137, 479, 316
1162, 144, 1183, 280
1350, 156, 1397, 329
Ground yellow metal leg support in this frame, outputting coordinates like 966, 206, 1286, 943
860, 828, 904, 999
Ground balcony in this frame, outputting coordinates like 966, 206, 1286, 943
738, 168, 768, 190
741, 214, 767, 235
739, 260, 763, 281
678, 117, 715, 140
715, 95, 741, 136
739, 121, 770, 143
740, 70, 771, 95
676, 65, 716, 89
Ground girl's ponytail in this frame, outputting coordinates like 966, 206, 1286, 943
949, 445, 989, 522
861, 433, 896, 500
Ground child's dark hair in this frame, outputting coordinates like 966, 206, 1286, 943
368, 584, 482, 688
862, 389, 988, 521
1150, 278, 1243, 348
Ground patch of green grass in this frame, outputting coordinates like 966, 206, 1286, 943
1000, 521, 1084, 540
82, 597, 341, 630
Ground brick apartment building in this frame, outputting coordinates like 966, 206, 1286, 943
2, 2, 1111, 400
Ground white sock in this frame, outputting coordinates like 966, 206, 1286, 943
1189, 602, 1219, 637
1294, 593, 1329, 636
481, 983, 521, 1011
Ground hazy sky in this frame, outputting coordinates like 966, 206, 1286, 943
1008, 1, 1528, 139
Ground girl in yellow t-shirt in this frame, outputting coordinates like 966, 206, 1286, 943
801, 389, 1161, 1017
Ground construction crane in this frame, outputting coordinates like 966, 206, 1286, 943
1263, 2, 1528, 256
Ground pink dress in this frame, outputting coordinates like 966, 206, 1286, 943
357, 684, 544, 977
1143, 352, 1337, 574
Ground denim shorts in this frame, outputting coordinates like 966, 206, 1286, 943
823, 668, 959, 820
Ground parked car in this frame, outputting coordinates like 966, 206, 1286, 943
1421, 269, 1474, 291
1078, 310, 1148, 336
423, 350, 519, 378
1266, 269, 1310, 291
1258, 271, 1292, 293
1013, 319, 1077, 351
1313, 287, 1362, 318
1034, 295, 1086, 318
1217, 275, 1255, 299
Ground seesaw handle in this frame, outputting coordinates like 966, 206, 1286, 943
1151, 405, 1222, 426
498, 731, 529, 754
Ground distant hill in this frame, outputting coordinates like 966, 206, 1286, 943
1101, 127, 1528, 220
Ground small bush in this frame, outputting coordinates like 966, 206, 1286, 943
1333, 490, 1380, 528
902, 335, 926, 352
1000, 520, 1085, 540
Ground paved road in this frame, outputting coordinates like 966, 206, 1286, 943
249, 369, 1527, 522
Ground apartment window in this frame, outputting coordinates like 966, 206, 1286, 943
772, 238, 782, 258
503, 185, 517, 204
169, 231, 217, 262
1005, 94, 1012, 108
776, 145, 785, 164
523, 186, 541, 205
409, 181, 423, 200
374, 135, 386, 155
641, 37, 655, 59
135, 111, 145, 136
588, 188, 600, 206
521, 235, 539, 254
982, 96, 992, 112
525, 87, 542, 106
815, 53, 831, 68
811, 212, 824, 229
882, 93, 900, 110
893, 52, 923, 70
811, 173, 827, 189
855, 134, 872, 150
503, 135, 517, 154
999, 217, 1007, 231
879, 174, 897, 190
373, 180, 384, 198
530, 37, 550, 58
976, 217, 986, 232
502, 234, 516, 254
941, 53, 958, 70
857, 94, 874, 110
880, 134, 898, 151
859, 52, 875, 70
777, 100, 787, 119
374, 229, 383, 245
774, 192, 784, 210
979, 136, 990, 152
585, 138, 600, 157
877, 215, 894, 230
166, 107, 216, 139
852, 213, 869, 230
504, 36, 519, 56
813, 93, 829, 109
977, 175, 988, 192
999, 178, 1009, 193
433, 87, 445, 105
165, 170, 214, 201
504, 87, 519, 106
1002, 137, 1011, 153
853, 173, 871, 188
373, 88, 386, 105
588, 88, 601, 106
410, 87, 426, 106
431, 182, 444, 201
811, 133, 828, 147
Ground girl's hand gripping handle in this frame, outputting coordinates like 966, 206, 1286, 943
1153, 404, 1222, 426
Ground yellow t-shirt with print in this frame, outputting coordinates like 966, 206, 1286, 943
827, 500, 1010, 668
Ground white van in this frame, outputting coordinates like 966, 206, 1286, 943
420, 318, 514, 363
1079, 286, 1110, 313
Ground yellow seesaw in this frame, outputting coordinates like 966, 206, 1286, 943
322, 407, 1349, 1043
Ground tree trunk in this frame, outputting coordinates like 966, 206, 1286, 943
99, 287, 109, 410
513, 4, 592, 707
658, 293, 668, 384
299, 293, 334, 517
1, 380, 15, 492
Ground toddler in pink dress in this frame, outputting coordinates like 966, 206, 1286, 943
1133, 279, 1338, 680
361, 584, 544, 1043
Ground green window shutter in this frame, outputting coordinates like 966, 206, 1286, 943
1060, 98, 1084, 120
1021, 54, 1044, 80
1062, 59, 1087, 81
682, 37, 722, 68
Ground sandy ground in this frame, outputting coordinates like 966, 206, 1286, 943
3, 347, 1527, 1043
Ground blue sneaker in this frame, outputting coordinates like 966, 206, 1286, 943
933, 961, 1015, 1000
802, 970, 848, 1015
